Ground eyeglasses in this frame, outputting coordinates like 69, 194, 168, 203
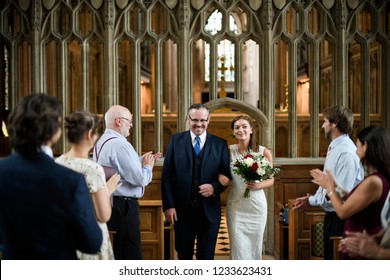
119, 117, 132, 124
188, 116, 209, 123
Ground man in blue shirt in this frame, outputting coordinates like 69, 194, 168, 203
93, 105, 161, 259
293, 105, 364, 259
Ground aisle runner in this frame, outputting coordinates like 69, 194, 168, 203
193, 206, 230, 257
215, 207, 230, 255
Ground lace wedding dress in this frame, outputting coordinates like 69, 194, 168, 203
226, 144, 267, 260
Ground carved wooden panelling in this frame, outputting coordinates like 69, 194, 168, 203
139, 200, 164, 259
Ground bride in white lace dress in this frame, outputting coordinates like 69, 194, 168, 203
219, 116, 275, 260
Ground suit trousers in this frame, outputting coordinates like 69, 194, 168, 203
323, 211, 345, 260
108, 196, 143, 260
174, 204, 220, 260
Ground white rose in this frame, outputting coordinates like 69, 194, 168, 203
244, 157, 254, 167
256, 167, 265, 176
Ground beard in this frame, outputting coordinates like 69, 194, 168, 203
123, 128, 130, 138
325, 129, 332, 140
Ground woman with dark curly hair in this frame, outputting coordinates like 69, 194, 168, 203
311, 125, 390, 259
0, 93, 102, 259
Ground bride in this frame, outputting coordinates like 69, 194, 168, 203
219, 115, 275, 259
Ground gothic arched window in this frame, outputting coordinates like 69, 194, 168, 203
204, 10, 237, 82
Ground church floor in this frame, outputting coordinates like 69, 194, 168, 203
193, 207, 275, 260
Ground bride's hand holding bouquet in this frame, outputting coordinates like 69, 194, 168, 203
231, 151, 280, 198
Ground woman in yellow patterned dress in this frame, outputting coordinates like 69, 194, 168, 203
56, 110, 120, 260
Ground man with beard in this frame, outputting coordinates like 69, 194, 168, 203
93, 105, 161, 260
161, 103, 231, 260
293, 105, 364, 259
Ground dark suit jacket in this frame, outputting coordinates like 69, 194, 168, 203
161, 131, 231, 223
0, 152, 102, 259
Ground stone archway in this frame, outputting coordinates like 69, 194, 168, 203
204, 97, 275, 255
205, 97, 270, 148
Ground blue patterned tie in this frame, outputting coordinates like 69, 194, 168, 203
194, 136, 201, 156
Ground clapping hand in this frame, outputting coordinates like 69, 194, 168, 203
153, 152, 162, 161
310, 168, 336, 192
341, 230, 380, 259
141, 151, 156, 167
292, 194, 310, 211
106, 173, 120, 195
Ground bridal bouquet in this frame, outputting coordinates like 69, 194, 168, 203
231, 151, 280, 198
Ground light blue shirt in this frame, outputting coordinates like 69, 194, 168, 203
382, 192, 390, 228
308, 134, 364, 212
93, 129, 153, 198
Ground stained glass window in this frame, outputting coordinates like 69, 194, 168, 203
204, 10, 237, 82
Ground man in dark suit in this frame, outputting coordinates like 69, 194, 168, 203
0, 94, 102, 259
161, 103, 231, 260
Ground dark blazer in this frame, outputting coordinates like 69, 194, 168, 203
161, 131, 231, 223
0, 152, 102, 259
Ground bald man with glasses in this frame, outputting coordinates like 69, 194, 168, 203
93, 105, 161, 260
